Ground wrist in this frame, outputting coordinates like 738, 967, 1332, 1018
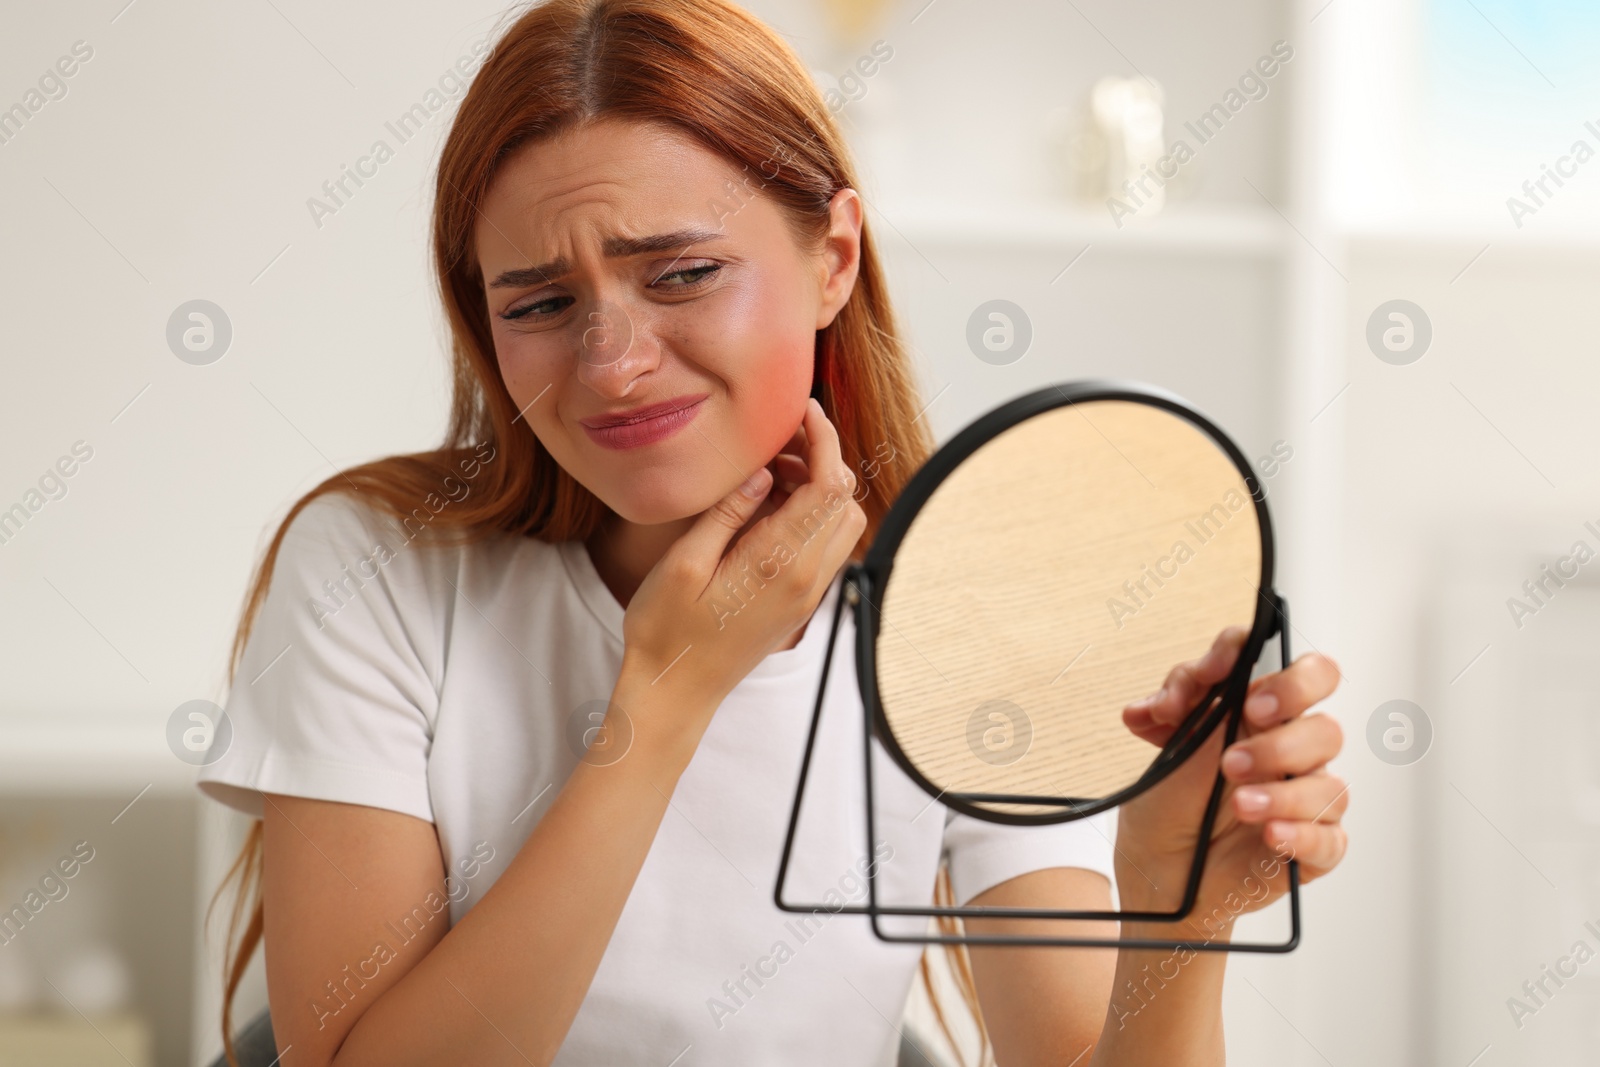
611, 659, 721, 775
1113, 847, 1189, 910
1113, 856, 1238, 947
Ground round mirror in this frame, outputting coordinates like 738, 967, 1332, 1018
863, 386, 1272, 824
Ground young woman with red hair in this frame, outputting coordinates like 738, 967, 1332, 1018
200, 3, 1347, 1064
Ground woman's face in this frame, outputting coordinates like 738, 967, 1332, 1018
474, 117, 861, 526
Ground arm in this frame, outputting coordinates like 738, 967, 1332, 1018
965, 868, 1117, 1066
966, 866, 1233, 1067
265, 664, 717, 1067
967, 630, 1348, 1066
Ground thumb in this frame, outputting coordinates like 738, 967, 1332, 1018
669, 466, 773, 575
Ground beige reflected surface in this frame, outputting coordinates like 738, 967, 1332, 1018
876, 400, 1261, 815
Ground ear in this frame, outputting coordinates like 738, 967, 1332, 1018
813, 187, 863, 331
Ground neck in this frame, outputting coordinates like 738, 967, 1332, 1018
584, 511, 694, 610
583, 494, 811, 652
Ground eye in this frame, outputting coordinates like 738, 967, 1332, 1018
501, 293, 573, 322
651, 263, 721, 289
499, 262, 722, 323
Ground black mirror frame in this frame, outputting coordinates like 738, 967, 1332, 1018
774, 379, 1302, 953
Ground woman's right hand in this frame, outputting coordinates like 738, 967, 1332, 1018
620, 396, 866, 711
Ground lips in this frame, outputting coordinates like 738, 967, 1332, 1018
579, 393, 708, 428
580, 393, 709, 450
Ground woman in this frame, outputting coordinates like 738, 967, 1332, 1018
200, 1, 1348, 1064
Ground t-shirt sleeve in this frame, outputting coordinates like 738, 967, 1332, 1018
196, 492, 448, 823
941, 807, 1118, 907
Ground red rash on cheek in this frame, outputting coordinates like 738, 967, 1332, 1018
724, 312, 815, 465
657, 264, 814, 472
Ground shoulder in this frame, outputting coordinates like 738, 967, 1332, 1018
275, 489, 503, 589
282, 490, 425, 555
260, 490, 514, 651
277, 492, 585, 639
274, 491, 371, 556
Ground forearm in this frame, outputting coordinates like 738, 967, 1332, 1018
1088, 913, 1229, 1066
331, 665, 714, 1067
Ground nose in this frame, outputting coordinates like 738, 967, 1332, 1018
573, 292, 658, 398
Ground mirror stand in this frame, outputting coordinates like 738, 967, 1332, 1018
774, 571, 1302, 955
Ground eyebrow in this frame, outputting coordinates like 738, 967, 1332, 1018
487, 228, 728, 289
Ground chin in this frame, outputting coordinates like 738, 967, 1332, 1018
599, 478, 725, 527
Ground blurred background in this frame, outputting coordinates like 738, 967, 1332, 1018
2, 0, 1596, 1063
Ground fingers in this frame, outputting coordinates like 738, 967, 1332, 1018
1120, 714, 1169, 748
814, 486, 868, 585
796, 397, 855, 505
770, 398, 858, 557
779, 414, 810, 457
1221, 712, 1343, 782
1262, 819, 1348, 874
810, 434, 867, 577
1231, 773, 1349, 825
1240, 651, 1342, 728
670, 467, 773, 578
769, 453, 810, 495
1123, 625, 1249, 735
730, 398, 860, 595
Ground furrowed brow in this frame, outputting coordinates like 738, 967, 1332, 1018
487, 228, 727, 289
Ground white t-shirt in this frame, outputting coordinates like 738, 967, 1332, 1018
198, 492, 1115, 1066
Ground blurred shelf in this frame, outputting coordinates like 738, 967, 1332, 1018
871, 196, 1288, 258
0, 719, 197, 796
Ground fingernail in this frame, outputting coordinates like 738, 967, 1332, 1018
1235, 787, 1269, 814
1128, 688, 1166, 711
739, 468, 771, 497
1221, 747, 1253, 776
1244, 692, 1279, 723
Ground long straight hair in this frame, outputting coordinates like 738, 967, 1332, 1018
207, 1, 993, 1063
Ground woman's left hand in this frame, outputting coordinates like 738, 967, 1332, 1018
1111, 626, 1348, 929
